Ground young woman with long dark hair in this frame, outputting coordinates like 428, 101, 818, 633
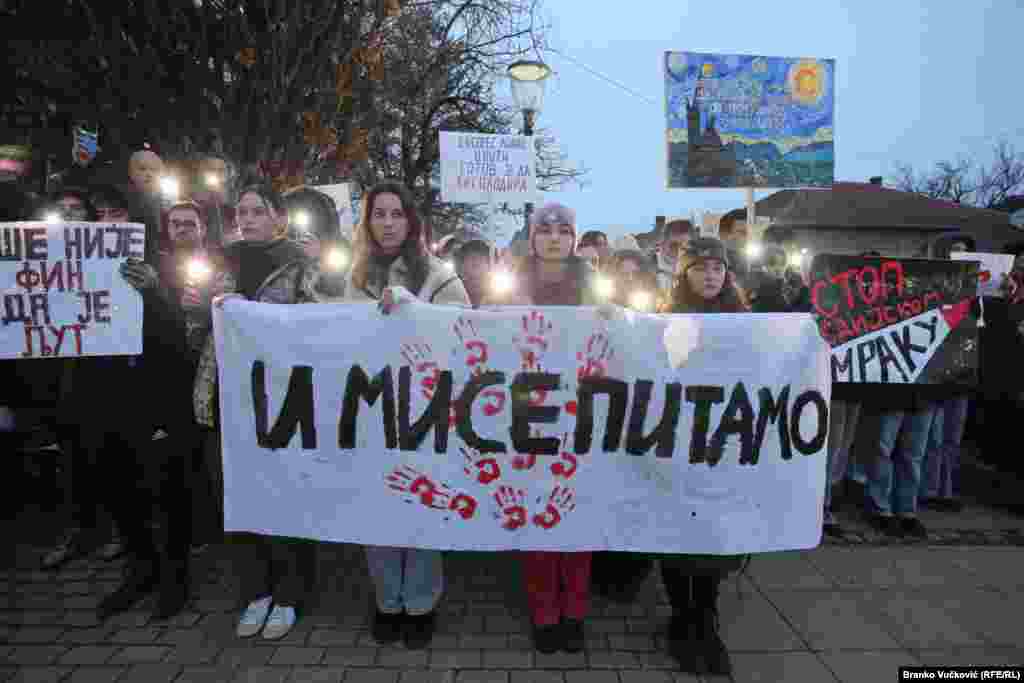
333, 181, 470, 649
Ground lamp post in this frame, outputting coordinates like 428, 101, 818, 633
507, 60, 551, 242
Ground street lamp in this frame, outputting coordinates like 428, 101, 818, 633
508, 59, 551, 241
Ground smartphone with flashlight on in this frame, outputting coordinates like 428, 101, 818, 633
182, 256, 213, 309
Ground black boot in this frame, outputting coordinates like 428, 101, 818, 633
371, 610, 403, 644
98, 557, 159, 620
403, 612, 437, 650
152, 561, 189, 620
664, 574, 698, 672
692, 575, 731, 676
665, 608, 699, 672
561, 617, 585, 653
532, 622, 562, 654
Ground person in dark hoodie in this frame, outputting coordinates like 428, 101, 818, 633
659, 237, 748, 676
72, 149, 202, 622
747, 244, 791, 313
189, 183, 320, 642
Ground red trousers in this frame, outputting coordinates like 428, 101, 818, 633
522, 551, 592, 625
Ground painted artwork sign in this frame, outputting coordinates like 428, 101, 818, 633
215, 301, 831, 553
1, 222, 145, 359
665, 52, 835, 189
440, 132, 536, 205
808, 254, 978, 386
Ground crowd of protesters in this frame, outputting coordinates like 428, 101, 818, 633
2, 145, 1023, 678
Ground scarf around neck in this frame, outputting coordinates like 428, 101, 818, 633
224, 238, 307, 299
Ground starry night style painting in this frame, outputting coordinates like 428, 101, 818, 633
665, 51, 835, 189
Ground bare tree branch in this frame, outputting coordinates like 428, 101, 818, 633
892, 141, 1024, 210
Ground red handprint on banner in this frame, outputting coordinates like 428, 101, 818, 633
511, 452, 538, 471
480, 388, 507, 416
386, 465, 446, 509
577, 332, 615, 382
514, 310, 554, 371
451, 315, 507, 419
566, 332, 617, 415
533, 486, 576, 529
511, 429, 543, 471
400, 341, 441, 401
447, 493, 477, 520
550, 432, 579, 480
492, 486, 529, 530
462, 446, 502, 485
385, 465, 478, 521
453, 316, 490, 377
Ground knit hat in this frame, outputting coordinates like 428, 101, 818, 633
529, 202, 576, 256
677, 237, 729, 274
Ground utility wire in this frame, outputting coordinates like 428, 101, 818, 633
545, 47, 660, 107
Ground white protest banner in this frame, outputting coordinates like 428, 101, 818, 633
311, 183, 354, 238
214, 303, 831, 554
951, 252, 1014, 298
440, 132, 536, 205
1, 221, 144, 359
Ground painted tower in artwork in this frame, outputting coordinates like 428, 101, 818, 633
686, 80, 737, 184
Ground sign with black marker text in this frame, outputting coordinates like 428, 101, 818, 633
1, 221, 144, 359
214, 301, 831, 553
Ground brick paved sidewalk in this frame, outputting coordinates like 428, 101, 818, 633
4, 531, 1024, 683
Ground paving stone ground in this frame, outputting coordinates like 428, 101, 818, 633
5, 449, 1024, 682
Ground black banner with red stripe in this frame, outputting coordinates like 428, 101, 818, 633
808, 254, 979, 386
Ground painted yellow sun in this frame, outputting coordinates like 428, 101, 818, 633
786, 59, 826, 106
702, 62, 714, 77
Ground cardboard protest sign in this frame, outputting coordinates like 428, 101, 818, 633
1, 222, 144, 359
808, 254, 978, 386
665, 52, 835, 188
214, 302, 830, 553
951, 252, 1014, 298
440, 132, 536, 205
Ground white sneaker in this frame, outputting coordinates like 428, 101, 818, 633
236, 596, 273, 637
262, 605, 297, 640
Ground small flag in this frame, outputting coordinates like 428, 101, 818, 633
73, 126, 98, 167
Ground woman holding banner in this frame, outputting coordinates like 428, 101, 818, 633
658, 236, 749, 676
190, 184, 321, 641
484, 202, 603, 655
332, 181, 469, 649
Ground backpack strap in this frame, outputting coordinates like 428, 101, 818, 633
428, 276, 461, 303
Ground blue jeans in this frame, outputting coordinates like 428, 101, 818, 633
865, 405, 939, 516
847, 459, 867, 484
920, 397, 969, 500
824, 399, 862, 524
364, 546, 444, 615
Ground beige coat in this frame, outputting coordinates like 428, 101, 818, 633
335, 255, 470, 306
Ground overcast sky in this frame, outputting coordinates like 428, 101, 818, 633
510, 0, 1024, 239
